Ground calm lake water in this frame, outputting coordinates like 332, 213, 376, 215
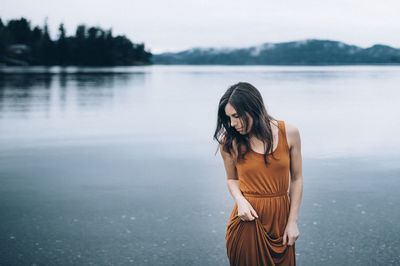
0, 65, 399, 265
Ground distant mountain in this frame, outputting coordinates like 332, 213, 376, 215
153, 39, 400, 65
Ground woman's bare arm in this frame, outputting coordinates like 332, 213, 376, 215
287, 124, 303, 223
283, 123, 303, 245
219, 144, 243, 201
220, 143, 258, 221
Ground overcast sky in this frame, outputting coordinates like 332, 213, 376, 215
2, 0, 400, 53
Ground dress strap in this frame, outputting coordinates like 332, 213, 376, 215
278, 120, 290, 152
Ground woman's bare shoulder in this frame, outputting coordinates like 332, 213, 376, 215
284, 122, 300, 134
219, 136, 238, 161
283, 122, 301, 149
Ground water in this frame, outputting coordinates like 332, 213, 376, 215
0, 65, 399, 265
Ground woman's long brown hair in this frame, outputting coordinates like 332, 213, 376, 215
213, 82, 280, 166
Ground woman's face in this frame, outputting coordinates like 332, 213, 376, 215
224, 103, 253, 135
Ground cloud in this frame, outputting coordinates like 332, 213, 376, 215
2, 0, 400, 52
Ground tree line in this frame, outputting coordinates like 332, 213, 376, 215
0, 17, 152, 66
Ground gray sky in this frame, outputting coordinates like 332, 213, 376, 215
2, 0, 400, 53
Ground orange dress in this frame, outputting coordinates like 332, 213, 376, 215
226, 120, 296, 266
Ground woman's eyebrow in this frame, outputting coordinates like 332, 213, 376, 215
226, 112, 238, 117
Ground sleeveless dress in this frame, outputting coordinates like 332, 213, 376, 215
226, 120, 296, 266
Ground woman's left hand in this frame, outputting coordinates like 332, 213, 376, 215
282, 221, 300, 246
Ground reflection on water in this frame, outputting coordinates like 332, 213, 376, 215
1, 65, 400, 158
0, 72, 143, 114
0, 69, 149, 148
0, 73, 52, 114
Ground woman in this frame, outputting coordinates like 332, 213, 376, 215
214, 82, 303, 266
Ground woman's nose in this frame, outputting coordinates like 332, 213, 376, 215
231, 119, 237, 127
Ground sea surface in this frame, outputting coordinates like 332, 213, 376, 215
0, 65, 399, 265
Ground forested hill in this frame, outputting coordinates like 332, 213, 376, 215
153, 40, 400, 65
0, 17, 152, 66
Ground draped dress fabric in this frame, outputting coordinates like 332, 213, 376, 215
226, 120, 295, 266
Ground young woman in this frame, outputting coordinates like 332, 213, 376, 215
214, 82, 303, 266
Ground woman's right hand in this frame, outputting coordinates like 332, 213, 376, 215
236, 197, 259, 221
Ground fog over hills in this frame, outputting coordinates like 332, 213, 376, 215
153, 39, 400, 65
